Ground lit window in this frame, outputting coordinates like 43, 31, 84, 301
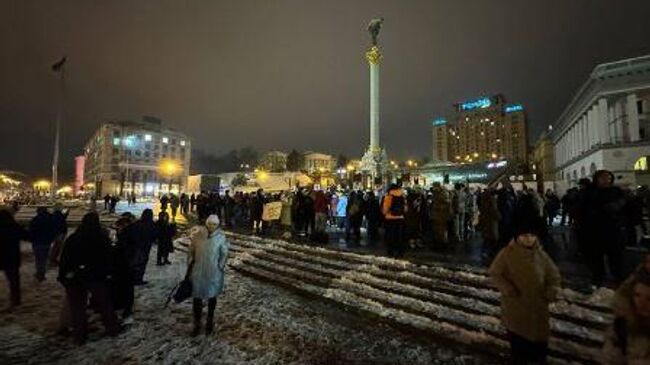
180, 140, 186, 146
145, 134, 152, 141
162, 137, 169, 144
113, 138, 120, 146
634, 157, 648, 171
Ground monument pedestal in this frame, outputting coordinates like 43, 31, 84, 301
360, 146, 388, 186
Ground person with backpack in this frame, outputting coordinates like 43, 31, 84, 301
603, 272, 650, 364
187, 215, 229, 336
382, 184, 407, 258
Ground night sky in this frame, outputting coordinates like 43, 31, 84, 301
2, 0, 650, 179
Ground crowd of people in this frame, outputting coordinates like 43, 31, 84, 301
0, 200, 230, 344
180, 173, 650, 289
1, 169, 649, 363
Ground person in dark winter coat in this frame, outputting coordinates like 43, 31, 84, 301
180, 193, 190, 216
156, 211, 176, 265
124, 209, 158, 285
365, 191, 381, 246
0, 210, 28, 309
190, 193, 197, 212
49, 203, 69, 266
497, 181, 517, 247
109, 195, 119, 213
110, 213, 136, 318
29, 206, 57, 282
160, 194, 169, 212
58, 212, 119, 344
250, 190, 265, 234
223, 190, 234, 228
383, 185, 407, 257
346, 191, 363, 245
579, 170, 627, 285
170, 194, 180, 222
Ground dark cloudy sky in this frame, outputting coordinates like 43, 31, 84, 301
2, 0, 650, 179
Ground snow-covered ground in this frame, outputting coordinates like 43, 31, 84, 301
0, 242, 495, 365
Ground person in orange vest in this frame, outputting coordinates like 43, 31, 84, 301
382, 184, 407, 258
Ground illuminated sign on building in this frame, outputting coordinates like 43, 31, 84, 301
505, 104, 523, 113
487, 160, 508, 169
433, 118, 447, 126
460, 97, 492, 111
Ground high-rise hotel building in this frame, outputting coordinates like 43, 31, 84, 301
432, 94, 528, 164
83, 116, 191, 197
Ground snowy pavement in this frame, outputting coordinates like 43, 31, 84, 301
224, 232, 613, 364
0, 241, 495, 365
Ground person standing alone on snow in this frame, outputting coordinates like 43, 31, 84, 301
187, 215, 229, 336
489, 195, 561, 365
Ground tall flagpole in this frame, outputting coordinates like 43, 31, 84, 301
51, 59, 66, 200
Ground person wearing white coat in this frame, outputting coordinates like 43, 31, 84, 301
188, 214, 229, 336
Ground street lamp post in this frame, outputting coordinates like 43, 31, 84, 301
50, 57, 66, 200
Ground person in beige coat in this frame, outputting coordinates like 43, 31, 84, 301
489, 198, 561, 365
603, 272, 650, 364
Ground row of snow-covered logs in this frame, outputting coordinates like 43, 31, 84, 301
179, 232, 611, 364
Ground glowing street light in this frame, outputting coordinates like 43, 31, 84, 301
257, 170, 269, 181
159, 159, 180, 177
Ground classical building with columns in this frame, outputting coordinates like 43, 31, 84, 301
551, 55, 650, 187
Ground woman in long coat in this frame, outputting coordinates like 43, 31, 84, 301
188, 214, 229, 336
156, 211, 176, 265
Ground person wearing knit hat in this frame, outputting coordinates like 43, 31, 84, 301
187, 214, 229, 336
489, 204, 562, 364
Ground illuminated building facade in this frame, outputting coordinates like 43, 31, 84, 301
74, 156, 85, 195
261, 151, 288, 172
551, 54, 650, 188
432, 94, 528, 164
302, 152, 336, 174
83, 116, 191, 197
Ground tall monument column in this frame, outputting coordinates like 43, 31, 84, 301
368, 46, 381, 151
360, 18, 388, 183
